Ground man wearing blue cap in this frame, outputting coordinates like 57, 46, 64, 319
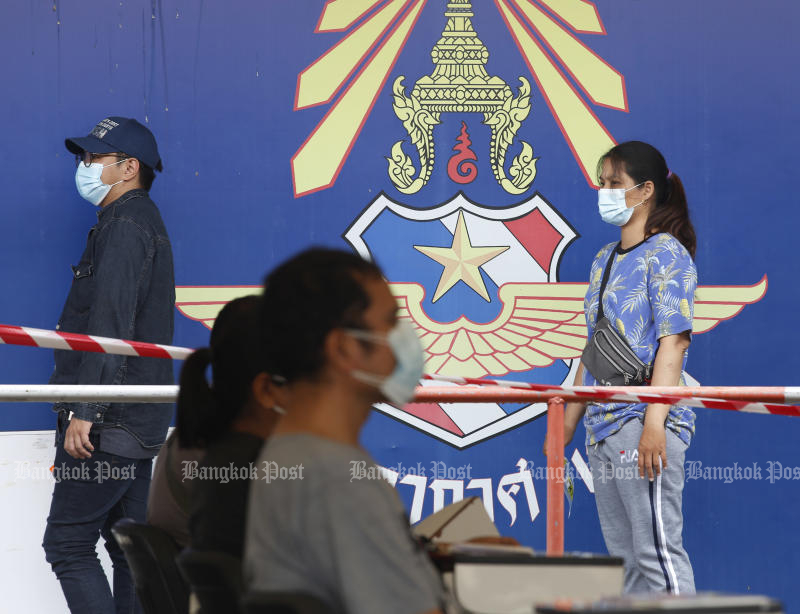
42, 117, 175, 614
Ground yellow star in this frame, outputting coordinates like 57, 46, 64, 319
414, 211, 509, 303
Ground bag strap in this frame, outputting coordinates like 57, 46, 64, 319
597, 243, 620, 321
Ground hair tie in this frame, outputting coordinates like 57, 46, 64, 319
667, 169, 673, 179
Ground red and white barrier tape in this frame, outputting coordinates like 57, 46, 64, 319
423, 373, 800, 404
421, 374, 800, 417
0, 324, 192, 360
414, 386, 800, 418
1, 323, 799, 415
421, 373, 800, 407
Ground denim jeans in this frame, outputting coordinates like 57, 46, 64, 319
43, 443, 152, 614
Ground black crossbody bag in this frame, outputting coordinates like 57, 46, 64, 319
581, 244, 652, 386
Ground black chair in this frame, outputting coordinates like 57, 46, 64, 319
111, 518, 190, 614
240, 590, 330, 614
176, 548, 244, 614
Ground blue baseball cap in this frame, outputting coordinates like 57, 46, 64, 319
65, 117, 163, 172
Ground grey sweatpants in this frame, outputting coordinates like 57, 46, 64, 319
588, 419, 695, 595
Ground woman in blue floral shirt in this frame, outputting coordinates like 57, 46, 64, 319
555, 141, 697, 594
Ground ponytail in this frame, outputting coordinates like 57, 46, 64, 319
645, 172, 696, 258
175, 295, 263, 449
176, 348, 227, 448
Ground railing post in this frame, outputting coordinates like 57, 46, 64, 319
546, 396, 565, 556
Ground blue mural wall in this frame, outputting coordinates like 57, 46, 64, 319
1, 0, 798, 608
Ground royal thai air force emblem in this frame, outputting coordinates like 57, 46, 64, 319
175, 0, 767, 449
343, 191, 581, 447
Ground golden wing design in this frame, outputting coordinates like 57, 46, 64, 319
174, 286, 261, 330
173, 276, 767, 373
692, 276, 767, 334
391, 282, 588, 378
391, 276, 768, 379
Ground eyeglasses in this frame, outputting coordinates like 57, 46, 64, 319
74, 152, 128, 168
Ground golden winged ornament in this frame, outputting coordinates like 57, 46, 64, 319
175, 277, 767, 379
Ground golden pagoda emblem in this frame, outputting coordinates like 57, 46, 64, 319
387, 0, 537, 195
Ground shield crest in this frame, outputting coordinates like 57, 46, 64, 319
343, 191, 581, 448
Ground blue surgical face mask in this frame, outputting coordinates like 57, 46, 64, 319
597, 182, 645, 226
347, 320, 425, 406
75, 159, 127, 206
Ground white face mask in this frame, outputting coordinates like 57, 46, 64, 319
597, 182, 645, 226
347, 320, 425, 406
74, 159, 127, 206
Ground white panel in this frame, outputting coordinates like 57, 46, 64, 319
0, 431, 123, 613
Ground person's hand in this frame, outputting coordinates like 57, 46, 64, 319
638, 421, 666, 481
64, 417, 94, 459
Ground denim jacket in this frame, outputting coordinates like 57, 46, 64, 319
50, 189, 175, 453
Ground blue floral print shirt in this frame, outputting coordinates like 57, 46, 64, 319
582, 233, 698, 446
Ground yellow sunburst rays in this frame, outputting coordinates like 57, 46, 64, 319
414, 211, 509, 302
293, 0, 626, 196
292, 0, 427, 197
494, 0, 627, 186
